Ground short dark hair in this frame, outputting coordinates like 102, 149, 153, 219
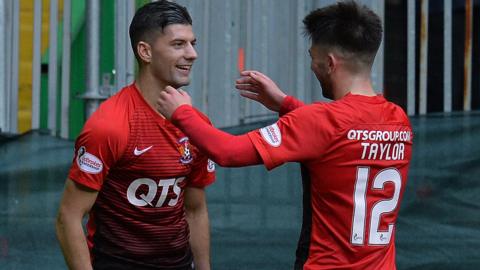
129, 0, 192, 62
303, 0, 382, 69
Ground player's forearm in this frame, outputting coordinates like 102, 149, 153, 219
56, 214, 93, 270
171, 105, 261, 167
186, 204, 211, 270
279, 96, 305, 116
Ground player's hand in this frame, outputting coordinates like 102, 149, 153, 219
157, 86, 192, 120
235, 70, 287, 112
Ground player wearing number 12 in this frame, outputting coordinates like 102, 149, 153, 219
156, 1, 412, 269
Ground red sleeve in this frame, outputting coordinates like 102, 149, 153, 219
185, 110, 216, 188
279, 96, 305, 116
185, 153, 216, 188
171, 105, 262, 167
68, 115, 127, 190
248, 104, 332, 170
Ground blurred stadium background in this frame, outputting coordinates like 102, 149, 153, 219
1, 0, 479, 269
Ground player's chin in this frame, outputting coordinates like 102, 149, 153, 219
172, 77, 191, 88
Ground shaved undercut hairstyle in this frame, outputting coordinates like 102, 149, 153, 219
303, 0, 382, 70
129, 0, 192, 63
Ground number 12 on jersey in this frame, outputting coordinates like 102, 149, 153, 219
351, 167, 402, 246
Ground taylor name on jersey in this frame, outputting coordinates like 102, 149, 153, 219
347, 129, 412, 161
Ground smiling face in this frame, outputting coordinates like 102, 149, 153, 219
146, 24, 198, 89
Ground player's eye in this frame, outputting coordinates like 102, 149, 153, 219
172, 41, 185, 48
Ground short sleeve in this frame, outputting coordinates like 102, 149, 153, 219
185, 153, 216, 188
247, 104, 333, 170
68, 116, 127, 190
185, 109, 216, 188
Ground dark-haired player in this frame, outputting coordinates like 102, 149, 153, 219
56, 1, 215, 269
157, 1, 412, 269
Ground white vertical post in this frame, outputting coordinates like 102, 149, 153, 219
296, 0, 307, 101
443, 0, 453, 112
0, 0, 6, 132
115, 0, 126, 91
443, 0, 452, 113
126, 1, 135, 86
60, 0, 71, 138
407, 0, 416, 116
201, 0, 210, 113
48, 0, 59, 135
84, 0, 101, 118
8, 0, 20, 133
419, 0, 428, 115
371, 0, 384, 93
115, 1, 135, 92
32, 0, 42, 129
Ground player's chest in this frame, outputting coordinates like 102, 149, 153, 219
118, 123, 198, 176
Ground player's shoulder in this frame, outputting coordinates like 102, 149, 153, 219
382, 99, 412, 127
281, 101, 335, 122
82, 86, 133, 139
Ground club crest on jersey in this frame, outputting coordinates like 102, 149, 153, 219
76, 146, 103, 174
207, 159, 215, 172
178, 137, 193, 164
260, 123, 282, 147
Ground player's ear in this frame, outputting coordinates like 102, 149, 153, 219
137, 41, 152, 64
327, 53, 337, 74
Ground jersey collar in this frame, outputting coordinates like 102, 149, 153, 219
343, 92, 386, 104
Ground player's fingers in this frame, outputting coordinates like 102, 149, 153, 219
254, 71, 270, 80
159, 89, 169, 98
181, 90, 192, 101
240, 70, 254, 76
178, 88, 188, 96
248, 71, 271, 87
164, 85, 176, 94
243, 70, 268, 80
236, 76, 258, 85
235, 84, 260, 93
239, 90, 260, 101
158, 92, 169, 105
240, 70, 262, 76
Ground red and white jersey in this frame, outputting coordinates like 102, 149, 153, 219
248, 94, 412, 270
68, 84, 215, 269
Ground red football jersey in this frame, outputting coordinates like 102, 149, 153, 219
248, 94, 412, 270
68, 84, 215, 268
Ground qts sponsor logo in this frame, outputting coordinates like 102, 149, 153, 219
76, 146, 103, 174
127, 177, 185, 207
178, 137, 193, 164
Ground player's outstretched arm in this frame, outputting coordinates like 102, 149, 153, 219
157, 88, 261, 167
56, 178, 98, 270
235, 70, 287, 112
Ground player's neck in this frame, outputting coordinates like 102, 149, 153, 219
333, 73, 376, 99
135, 72, 167, 118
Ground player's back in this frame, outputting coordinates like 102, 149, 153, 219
302, 94, 413, 270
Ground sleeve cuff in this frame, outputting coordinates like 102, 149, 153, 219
279, 96, 304, 116
68, 172, 102, 191
171, 104, 195, 125
247, 131, 276, 171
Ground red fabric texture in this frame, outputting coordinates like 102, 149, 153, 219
279, 95, 305, 116
171, 105, 262, 167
